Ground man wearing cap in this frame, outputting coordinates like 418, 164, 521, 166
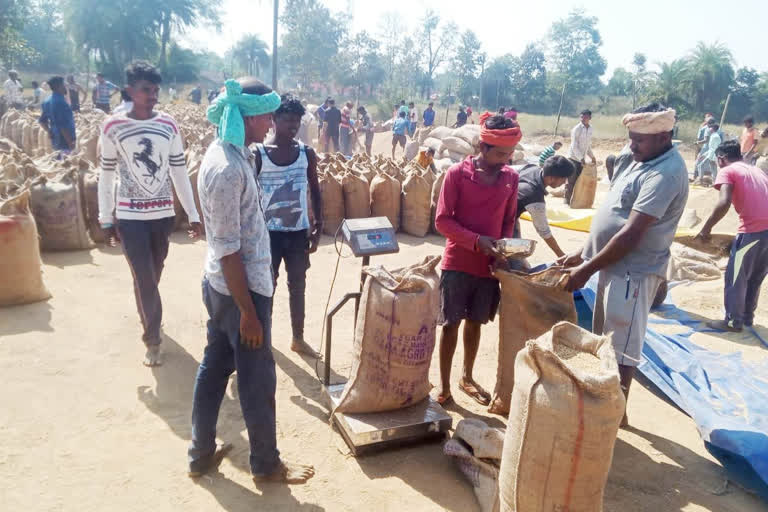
434, 112, 521, 407
3, 70, 25, 110
189, 77, 315, 485
561, 103, 688, 427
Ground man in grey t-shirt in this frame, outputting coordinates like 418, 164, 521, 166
561, 103, 688, 427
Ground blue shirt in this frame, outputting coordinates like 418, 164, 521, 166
393, 118, 409, 135
39, 92, 76, 151
423, 108, 435, 127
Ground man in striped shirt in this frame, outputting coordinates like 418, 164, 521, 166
538, 141, 563, 167
98, 61, 201, 367
92, 72, 119, 113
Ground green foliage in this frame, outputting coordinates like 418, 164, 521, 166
606, 68, 632, 96
164, 44, 203, 83
229, 34, 270, 79
547, 9, 607, 95
419, 9, 458, 97
281, 0, 345, 92
0, 0, 37, 68
332, 31, 385, 98
453, 30, 482, 104
21, 0, 75, 72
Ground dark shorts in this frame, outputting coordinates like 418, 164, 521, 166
392, 134, 407, 147
438, 270, 500, 326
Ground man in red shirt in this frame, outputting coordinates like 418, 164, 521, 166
696, 140, 768, 332
434, 113, 521, 405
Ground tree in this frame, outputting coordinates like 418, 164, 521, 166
512, 43, 549, 110
230, 34, 270, 78
333, 31, 385, 100
453, 29, 482, 104
606, 67, 633, 96
157, 0, 220, 71
64, 0, 159, 79
0, 0, 36, 68
22, 0, 75, 72
647, 59, 693, 117
419, 9, 457, 98
631, 52, 650, 108
727, 67, 760, 122
547, 9, 607, 95
686, 41, 734, 113
280, 0, 344, 92
377, 11, 400, 81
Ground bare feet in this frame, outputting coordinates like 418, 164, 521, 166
434, 388, 453, 406
143, 346, 163, 367
620, 414, 629, 429
253, 461, 315, 485
291, 338, 320, 358
459, 377, 491, 406
188, 443, 233, 478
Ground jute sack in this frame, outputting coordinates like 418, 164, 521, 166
401, 172, 431, 237
335, 255, 441, 414
445, 437, 500, 512
489, 267, 576, 415
429, 126, 453, 140
83, 172, 106, 243
0, 190, 51, 306
319, 173, 344, 235
570, 162, 598, 209
499, 322, 625, 512
29, 171, 92, 251
441, 136, 475, 156
405, 139, 420, 162
341, 172, 370, 219
430, 172, 446, 234
422, 137, 443, 153
452, 124, 481, 147
370, 172, 401, 231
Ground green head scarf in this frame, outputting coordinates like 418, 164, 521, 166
207, 79, 281, 147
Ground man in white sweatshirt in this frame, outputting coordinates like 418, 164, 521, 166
98, 60, 202, 367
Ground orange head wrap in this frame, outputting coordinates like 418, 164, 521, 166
479, 111, 522, 147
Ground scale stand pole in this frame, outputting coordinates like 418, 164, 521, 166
355, 255, 370, 321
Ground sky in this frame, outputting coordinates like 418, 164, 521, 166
183, 0, 767, 77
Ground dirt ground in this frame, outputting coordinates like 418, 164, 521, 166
2, 131, 767, 511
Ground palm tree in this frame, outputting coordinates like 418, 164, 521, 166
231, 35, 271, 78
650, 59, 693, 108
158, 0, 220, 71
686, 42, 734, 112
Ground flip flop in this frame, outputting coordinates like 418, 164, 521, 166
459, 381, 491, 406
435, 392, 453, 406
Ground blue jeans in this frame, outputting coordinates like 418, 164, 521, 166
188, 279, 280, 476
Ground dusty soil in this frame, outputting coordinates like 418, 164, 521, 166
1, 132, 766, 511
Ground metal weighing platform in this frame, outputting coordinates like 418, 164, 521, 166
323, 217, 452, 456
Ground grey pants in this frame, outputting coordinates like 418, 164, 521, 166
724, 229, 768, 328
116, 217, 175, 345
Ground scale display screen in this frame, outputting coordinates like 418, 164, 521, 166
341, 217, 400, 257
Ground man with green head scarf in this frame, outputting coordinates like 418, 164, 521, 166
189, 77, 315, 485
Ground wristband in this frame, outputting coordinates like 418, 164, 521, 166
101, 223, 114, 229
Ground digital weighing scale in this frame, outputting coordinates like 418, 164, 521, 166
322, 217, 452, 456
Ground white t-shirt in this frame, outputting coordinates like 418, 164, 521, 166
3, 79, 23, 103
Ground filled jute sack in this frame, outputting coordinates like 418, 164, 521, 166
430, 172, 446, 234
489, 267, 577, 415
429, 126, 453, 140
319, 173, 344, 235
370, 172, 401, 231
401, 172, 431, 237
452, 124, 481, 147
441, 136, 475, 156
499, 322, 625, 512
0, 190, 51, 306
335, 255, 441, 414
83, 172, 106, 243
405, 139, 420, 162
422, 137, 443, 153
29, 171, 92, 251
341, 172, 370, 219
570, 162, 598, 209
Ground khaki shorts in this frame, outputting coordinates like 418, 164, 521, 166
592, 270, 663, 367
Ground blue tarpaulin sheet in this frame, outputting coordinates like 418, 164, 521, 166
578, 280, 768, 500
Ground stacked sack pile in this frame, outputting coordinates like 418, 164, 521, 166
412, 123, 527, 167
316, 151, 446, 238
0, 102, 217, 307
